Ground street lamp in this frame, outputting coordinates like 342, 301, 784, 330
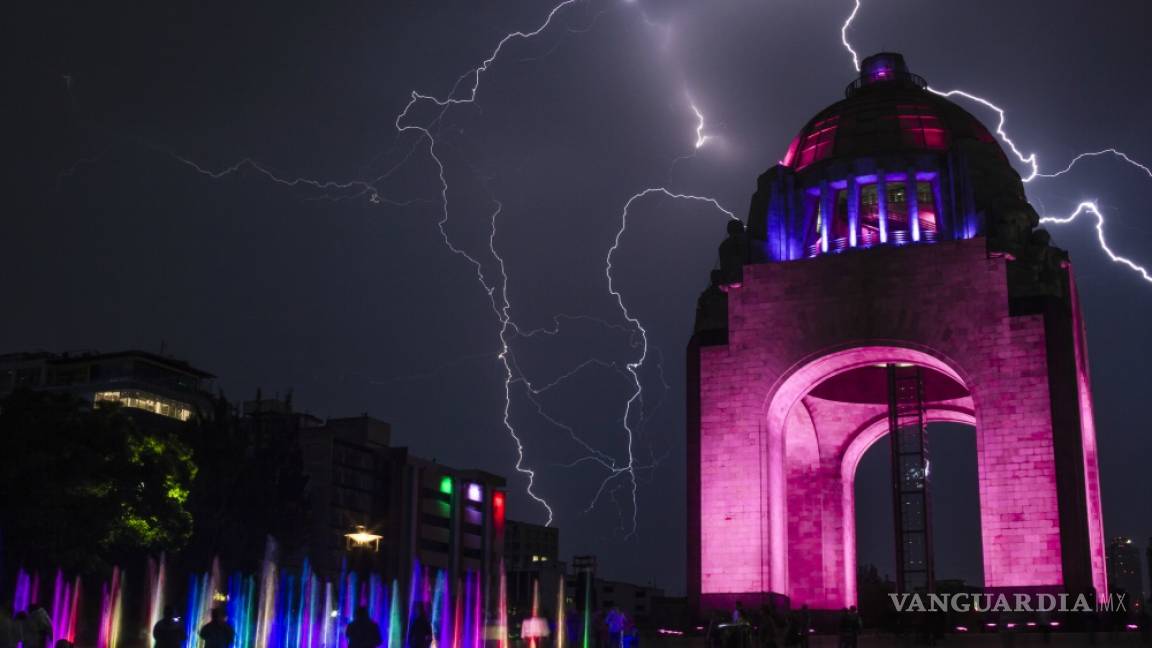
345, 525, 383, 552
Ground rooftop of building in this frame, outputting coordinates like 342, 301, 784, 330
0, 348, 215, 378
780, 52, 1006, 172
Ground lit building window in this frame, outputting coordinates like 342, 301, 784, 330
886, 182, 910, 243
94, 390, 193, 421
915, 181, 938, 238
810, 188, 853, 254
860, 184, 881, 246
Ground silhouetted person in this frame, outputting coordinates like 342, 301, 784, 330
26, 603, 51, 648
198, 607, 235, 648
408, 603, 433, 648
732, 602, 746, 624
347, 606, 382, 648
838, 607, 861, 648
153, 605, 185, 648
0, 604, 17, 648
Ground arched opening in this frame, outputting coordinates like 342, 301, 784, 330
853, 421, 984, 621
762, 345, 976, 609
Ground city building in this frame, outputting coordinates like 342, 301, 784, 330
504, 520, 564, 636
1106, 536, 1145, 601
297, 414, 507, 615
0, 348, 511, 640
687, 52, 1107, 613
592, 578, 664, 628
505, 519, 560, 568
561, 557, 665, 631
0, 349, 215, 423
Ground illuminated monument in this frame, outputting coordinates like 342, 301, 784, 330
686, 53, 1107, 612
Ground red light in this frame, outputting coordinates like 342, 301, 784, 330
493, 491, 506, 525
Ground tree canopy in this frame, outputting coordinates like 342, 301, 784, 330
0, 389, 196, 573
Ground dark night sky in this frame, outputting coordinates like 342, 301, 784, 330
9, 1, 1152, 594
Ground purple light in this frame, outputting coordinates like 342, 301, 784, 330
467, 483, 482, 502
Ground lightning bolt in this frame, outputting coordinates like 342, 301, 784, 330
606, 187, 736, 535
175, 1, 594, 523
151, 0, 772, 536
840, 0, 863, 72
159, 0, 735, 536
691, 102, 710, 149
387, 0, 734, 534
1032, 148, 1152, 181
173, 155, 427, 206
841, 0, 1152, 285
1039, 203, 1152, 283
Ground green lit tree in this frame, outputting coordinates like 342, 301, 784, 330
0, 389, 196, 573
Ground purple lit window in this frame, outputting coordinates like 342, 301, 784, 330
467, 483, 482, 502
885, 182, 910, 242
859, 184, 881, 246
915, 182, 938, 237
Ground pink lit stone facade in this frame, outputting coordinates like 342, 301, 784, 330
688, 237, 1107, 611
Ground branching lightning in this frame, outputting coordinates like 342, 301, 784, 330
113, 0, 1152, 541
1032, 148, 1152, 181
605, 188, 735, 534
842, 0, 1152, 286
173, 155, 427, 206
161, 0, 738, 535
382, 0, 737, 534
162, 0, 1152, 541
173, 1, 597, 525
1039, 203, 1152, 283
